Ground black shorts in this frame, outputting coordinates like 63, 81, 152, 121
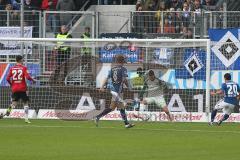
12, 92, 29, 103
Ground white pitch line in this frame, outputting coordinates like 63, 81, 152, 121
0, 124, 240, 134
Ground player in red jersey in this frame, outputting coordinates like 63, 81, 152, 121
0, 55, 36, 123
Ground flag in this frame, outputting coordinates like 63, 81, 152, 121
209, 28, 240, 70
175, 49, 206, 80
152, 48, 173, 66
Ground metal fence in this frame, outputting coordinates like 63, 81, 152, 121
0, 10, 42, 37
1, 10, 240, 40
0, 10, 240, 66
131, 11, 237, 38
42, 11, 95, 38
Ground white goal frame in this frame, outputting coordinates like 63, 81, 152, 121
0, 38, 211, 121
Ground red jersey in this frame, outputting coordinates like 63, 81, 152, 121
6, 63, 34, 93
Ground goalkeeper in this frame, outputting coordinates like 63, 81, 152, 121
139, 70, 173, 121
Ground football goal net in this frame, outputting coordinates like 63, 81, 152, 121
0, 38, 215, 122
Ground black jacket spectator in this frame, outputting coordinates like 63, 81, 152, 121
0, 0, 10, 10
24, 0, 39, 37
202, 0, 216, 5
0, 0, 10, 26
171, 0, 182, 10
56, 0, 76, 26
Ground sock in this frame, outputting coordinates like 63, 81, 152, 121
96, 108, 112, 119
165, 111, 173, 121
219, 114, 229, 125
120, 109, 129, 125
211, 109, 217, 122
24, 106, 29, 121
6, 107, 12, 116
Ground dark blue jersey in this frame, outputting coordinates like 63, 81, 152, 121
108, 65, 128, 93
221, 81, 240, 105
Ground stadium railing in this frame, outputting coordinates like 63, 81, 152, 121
42, 11, 95, 39
0, 10, 42, 37
1, 10, 240, 40
131, 11, 234, 39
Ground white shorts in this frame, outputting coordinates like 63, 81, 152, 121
144, 95, 167, 109
110, 91, 124, 103
214, 99, 235, 115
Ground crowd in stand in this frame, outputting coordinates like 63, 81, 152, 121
138, 0, 219, 11
0, 0, 225, 38
0, 0, 85, 24
133, 0, 222, 38
0, 0, 137, 12
0, 0, 131, 30
0, 0, 80, 36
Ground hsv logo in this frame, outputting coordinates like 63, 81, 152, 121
184, 53, 203, 76
211, 31, 240, 67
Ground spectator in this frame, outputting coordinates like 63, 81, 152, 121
31, 0, 42, 10
133, 2, 145, 33
144, 0, 155, 11
81, 26, 91, 55
56, 0, 76, 26
0, 0, 10, 10
144, 1, 158, 33
193, 0, 203, 36
175, 8, 182, 33
203, 0, 217, 10
24, 0, 38, 22
136, 0, 142, 10
180, 26, 193, 39
80, 26, 92, 70
164, 0, 172, 9
7, 3, 20, 26
164, 8, 177, 33
202, 0, 216, 5
0, 0, 10, 26
41, 0, 58, 34
171, 0, 182, 10
3, 4, 9, 25
155, 1, 166, 33
24, 0, 39, 37
54, 25, 72, 82
193, 0, 203, 15
186, 0, 194, 11
10, 0, 20, 10
183, 1, 191, 12
152, 0, 159, 10
182, 2, 191, 27
163, 18, 175, 33
144, 0, 160, 11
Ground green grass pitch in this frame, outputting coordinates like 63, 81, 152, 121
0, 119, 240, 160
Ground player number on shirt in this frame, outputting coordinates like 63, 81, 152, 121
227, 84, 238, 96
12, 69, 23, 81
112, 70, 118, 83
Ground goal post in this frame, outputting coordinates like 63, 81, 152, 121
206, 39, 211, 122
0, 38, 211, 122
